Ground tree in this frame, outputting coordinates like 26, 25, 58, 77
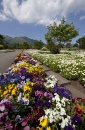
13, 43, 22, 49
45, 18, 79, 53
73, 43, 79, 48
66, 43, 72, 48
76, 36, 85, 49
22, 42, 30, 49
33, 40, 43, 49
57, 43, 64, 49
0, 44, 4, 50
0, 34, 4, 44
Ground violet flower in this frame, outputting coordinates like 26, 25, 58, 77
72, 115, 82, 125
0, 112, 8, 122
35, 100, 43, 106
45, 101, 51, 108
64, 125, 74, 130
5, 121, 13, 130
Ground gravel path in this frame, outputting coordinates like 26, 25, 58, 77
0, 50, 21, 74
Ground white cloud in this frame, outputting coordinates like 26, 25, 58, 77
79, 15, 85, 20
0, 13, 9, 21
0, 0, 85, 25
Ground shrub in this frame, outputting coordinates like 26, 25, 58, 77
41, 46, 48, 51
50, 44, 60, 54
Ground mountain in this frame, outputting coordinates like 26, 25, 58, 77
3, 35, 40, 45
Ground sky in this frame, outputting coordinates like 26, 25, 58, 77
0, 0, 85, 44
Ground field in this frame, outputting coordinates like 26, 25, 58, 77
28, 50, 85, 87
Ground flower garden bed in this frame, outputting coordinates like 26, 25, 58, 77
0, 51, 85, 130
28, 51, 85, 87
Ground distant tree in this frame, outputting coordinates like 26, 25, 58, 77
0, 34, 4, 44
58, 43, 64, 49
13, 43, 22, 49
33, 40, 43, 49
66, 43, 72, 48
76, 36, 85, 49
22, 42, 30, 49
45, 18, 79, 53
73, 43, 79, 48
0, 44, 4, 50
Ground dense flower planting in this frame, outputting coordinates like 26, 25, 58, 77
28, 51, 85, 87
0, 51, 85, 130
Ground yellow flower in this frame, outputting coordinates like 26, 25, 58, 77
11, 89, 18, 95
3, 90, 9, 95
47, 126, 51, 130
23, 85, 32, 93
36, 127, 43, 130
8, 85, 14, 90
12, 68, 19, 72
24, 94, 30, 99
40, 118, 49, 127
0, 89, 2, 94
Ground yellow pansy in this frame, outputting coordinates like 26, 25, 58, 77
28, 68, 34, 73
3, 90, 9, 95
8, 85, 13, 90
40, 118, 49, 127
23, 85, 32, 93
12, 67, 20, 72
25, 81, 29, 85
0, 89, 2, 93
11, 89, 18, 95
47, 126, 51, 130
24, 93, 30, 99
36, 127, 43, 130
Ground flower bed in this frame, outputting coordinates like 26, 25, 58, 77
28, 51, 85, 87
0, 51, 85, 130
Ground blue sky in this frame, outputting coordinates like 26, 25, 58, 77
0, 0, 85, 44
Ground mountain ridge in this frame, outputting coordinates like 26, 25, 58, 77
3, 35, 40, 45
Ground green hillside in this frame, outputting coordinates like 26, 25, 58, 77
3, 35, 39, 45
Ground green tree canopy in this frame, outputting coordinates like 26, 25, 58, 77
45, 18, 79, 45
33, 40, 43, 49
22, 42, 30, 49
0, 34, 4, 44
76, 36, 85, 49
0, 44, 4, 50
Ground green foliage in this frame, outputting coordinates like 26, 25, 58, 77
50, 44, 60, 54
45, 18, 78, 54
66, 43, 72, 48
57, 43, 64, 49
76, 36, 85, 49
22, 42, 30, 49
0, 34, 4, 44
45, 17, 78, 45
73, 43, 79, 48
33, 40, 43, 49
41, 46, 48, 51
0, 44, 4, 49
0, 34, 6, 49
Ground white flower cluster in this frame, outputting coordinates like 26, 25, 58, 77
29, 51, 85, 86
44, 75, 58, 88
39, 93, 71, 129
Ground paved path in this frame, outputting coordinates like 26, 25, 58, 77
0, 50, 21, 74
